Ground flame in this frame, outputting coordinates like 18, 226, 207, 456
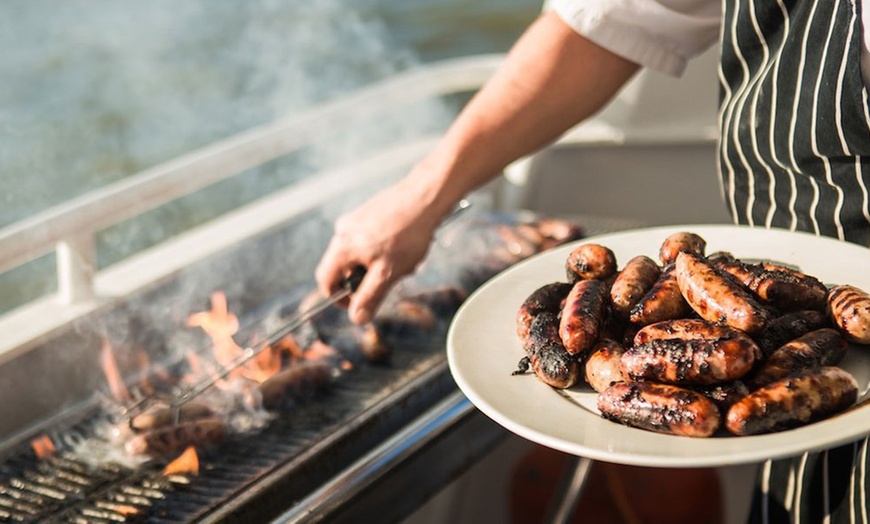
162, 445, 199, 476
100, 338, 132, 404
30, 434, 56, 459
187, 292, 242, 372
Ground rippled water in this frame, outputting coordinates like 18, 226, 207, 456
0, 0, 540, 310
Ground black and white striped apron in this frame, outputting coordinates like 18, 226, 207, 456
717, 0, 870, 522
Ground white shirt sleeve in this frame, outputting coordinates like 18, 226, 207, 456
545, 0, 722, 76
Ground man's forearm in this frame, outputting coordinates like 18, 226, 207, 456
409, 11, 640, 218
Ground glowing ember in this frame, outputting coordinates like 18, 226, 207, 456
162, 445, 199, 476
100, 338, 132, 404
30, 434, 56, 459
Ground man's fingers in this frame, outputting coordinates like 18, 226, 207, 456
347, 262, 394, 325
314, 241, 351, 301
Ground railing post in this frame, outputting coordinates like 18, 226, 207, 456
56, 234, 96, 304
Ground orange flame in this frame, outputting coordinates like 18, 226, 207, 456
162, 446, 199, 476
187, 292, 242, 372
100, 338, 132, 404
31, 434, 56, 459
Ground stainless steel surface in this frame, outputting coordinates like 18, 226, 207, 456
273, 390, 474, 524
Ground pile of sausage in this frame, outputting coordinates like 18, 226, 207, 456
515, 232, 870, 437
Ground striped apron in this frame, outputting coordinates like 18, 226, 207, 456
718, 0, 870, 522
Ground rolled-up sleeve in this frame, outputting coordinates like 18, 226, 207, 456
545, 0, 721, 76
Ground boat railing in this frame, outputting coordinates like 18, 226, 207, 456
0, 54, 506, 360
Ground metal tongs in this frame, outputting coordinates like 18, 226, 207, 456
120, 199, 471, 424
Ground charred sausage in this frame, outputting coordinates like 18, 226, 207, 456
675, 252, 771, 335
827, 284, 870, 344
566, 243, 617, 283
632, 318, 740, 346
716, 260, 827, 312
257, 361, 334, 408
629, 264, 692, 326
584, 338, 626, 393
754, 309, 830, 358
130, 402, 215, 432
598, 382, 721, 437
658, 232, 707, 266
559, 279, 609, 355
725, 366, 858, 436
516, 282, 573, 341
610, 255, 661, 319
747, 328, 848, 388
125, 417, 226, 456
621, 330, 757, 385
514, 312, 581, 389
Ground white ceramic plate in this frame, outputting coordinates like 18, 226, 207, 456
447, 225, 870, 467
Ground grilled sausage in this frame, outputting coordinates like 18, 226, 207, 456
584, 338, 626, 393
675, 252, 771, 335
533, 218, 585, 250
658, 232, 707, 266
356, 323, 392, 364
374, 299, 438, 336
747, 328, 848, 388
754, 309, 830, 358
610, 255, 661, 319
514, 312, 581, 388
566, 243, 617, 283
725, 366, 858, 436
559, 279, 609, 355
629, 264, 692, 326
257, 361, 334, 408
516, 282, 573, 341
130, 402, 215, 432
632, 318, 739, 346
598, 382, 721, 437
827, 284, 870, 344
402, 285, 467, 317
125, 417, 226, 456
621, 327, 758, 385
717, 260, 827, 312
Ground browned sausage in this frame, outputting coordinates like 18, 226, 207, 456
566, 243, 617, 283
632, 318, 739, 346
533, 218, 585, 250
725, 366, 858, 436
621, 329, 757, 385
584, 338, 626, 393
754, 309, 830, 358
402, 286, 468, 317
747, 328, 848, 388
257, 361, 334, 408
827, 284, 870, 344
559, 279, 609, 355
610, 255, 661, 319
514, 312, 581, 389
374, 299, 438, 336
658, 232, 707, 266
628, 264, 692, 326
597, 382, 721, 437
125, 417, 226, 456
516, 282, 573, 341
717, 260, 827, 312
675, 252, 771, 335
356, 323, 392, 364
130, 402, 215, 432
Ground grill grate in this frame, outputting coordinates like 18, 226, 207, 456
0, 341, 451, 523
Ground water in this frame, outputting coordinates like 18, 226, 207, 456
0, 0, 541, 310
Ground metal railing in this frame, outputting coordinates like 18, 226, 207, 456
0, 54, 505, 306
